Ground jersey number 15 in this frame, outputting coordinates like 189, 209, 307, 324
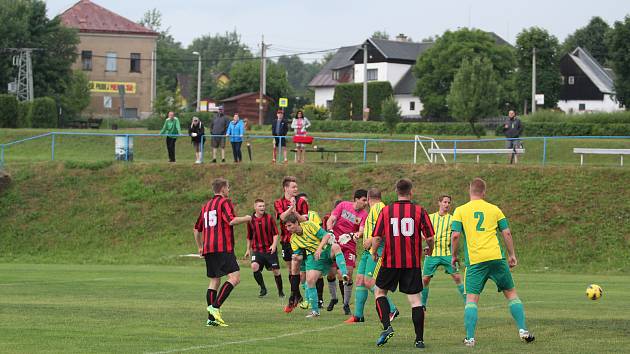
390, 217, 415, 237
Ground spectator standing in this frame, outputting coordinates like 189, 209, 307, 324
189, 116, 205, 164
502, 110, 523, 164
160, 111, 181, 163
291, 110, 311, 163
211, 107, 229, 163
226, 113, 245, 163
272, 110, 289, 164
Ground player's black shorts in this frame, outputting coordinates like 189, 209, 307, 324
252, 251, 280, 270
375, 267, 423, 294
205, 252, 240, 278
280, 242, 293, 262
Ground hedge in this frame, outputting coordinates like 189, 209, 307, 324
331, 82, 393, 121
309, 121, 486, 136
494, 122, 630, 136
31, 97, 58, 128
523, 110, 630, 124
0, 94, 18, 128
17, 101, 32, 128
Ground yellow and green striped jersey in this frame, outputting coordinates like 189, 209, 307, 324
452, 199, 509, 266
307, 210, 322, 227
290, 220, 327, 255
364, 201, 385, 254
429, 212, 453, 256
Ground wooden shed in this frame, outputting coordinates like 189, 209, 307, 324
220, 92, 275, 125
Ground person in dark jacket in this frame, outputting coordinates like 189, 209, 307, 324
211, 107, 230, 163
502, 110, 524, 163
271, 110, 289, 163
189, 116, 205, 164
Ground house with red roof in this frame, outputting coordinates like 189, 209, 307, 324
60, 0, 158, 118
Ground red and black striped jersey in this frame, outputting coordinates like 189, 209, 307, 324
247, 213, 279, 253
274, 196, 309, 243
373, 200, 434, 269
195, 195, 236, 254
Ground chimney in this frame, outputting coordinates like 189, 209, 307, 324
396, 33, 408, 42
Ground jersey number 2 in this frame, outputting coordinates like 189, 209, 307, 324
390, 217, 414, 237
474, 212, 485, 231
204, 210, 217, 228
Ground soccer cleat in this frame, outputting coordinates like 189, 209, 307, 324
463, 338, 475, 347
342, 274, 350, 284
344, 315, 365, 324
305, 310, 320, 318
326, 298, 338, 312
318, 299, 324, 309
278, 291, 285, 298
389, 309, 400, 322
206, 319, 218, 327
415, 340, 425, 349
259, 288, 267, 298
299, 299, 310, 309
207, 306, 226, 326
519, 329, 535, 343
376, 326, 395, 347
283, 305, 294, 313
343, 304, 351, 315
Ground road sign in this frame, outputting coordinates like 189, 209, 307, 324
535, 94, 544, 105
279, 97, 288, 107
255, 98, 267, 104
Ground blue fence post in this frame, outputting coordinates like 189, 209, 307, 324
51, 133, 55, 161
125, 135, 129, 162
363, 139, 367, 162
279, 136, 283, 160
200, 134, 204, 163
453, 140, 457, 163
542, 137, 547, 166
0, 144, 4, 168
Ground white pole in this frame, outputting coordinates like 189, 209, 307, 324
196, 54, 201, 112
532, 47, 536, 114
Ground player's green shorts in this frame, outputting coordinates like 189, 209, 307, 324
300, 258, 306, 272
464, 259, 515, 295
423, 255, 458, 277
305, 245, 333, 274
357, 248, 382, 279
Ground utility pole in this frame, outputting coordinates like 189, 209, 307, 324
362, 42, 368, 121
258, 35, 268, 125
531, 47, 536, 114
7, 48, 38, 102
192, 51, 202, 112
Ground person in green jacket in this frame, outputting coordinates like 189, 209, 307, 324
160, 111, 181, 162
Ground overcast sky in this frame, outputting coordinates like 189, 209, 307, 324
46, 0, 630, 60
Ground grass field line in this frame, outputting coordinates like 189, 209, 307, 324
0, 277, 123, 286
146, 322, 347, 354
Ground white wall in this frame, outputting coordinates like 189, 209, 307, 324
395, 94, 423, 117
557, 94, 624, 113
354, 62, 411, 87
314, 87, 335, 108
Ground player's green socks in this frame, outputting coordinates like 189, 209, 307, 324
508, 298, 527, 330
307, 287, 318, 312
354, 285, 368, 318
421, 287, 429, 307
464, 302, 478, 339
335, 253, 348, 276
457, 284, 465, 300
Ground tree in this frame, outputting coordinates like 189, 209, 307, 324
381, 96, 401, 134
276, 55, 323, 97
606, 15, 630, 109
220, 60, 291, 103
371, 31, 390, 40
561, 17, 611, 64
413, 28, 515, 118
446, 57, 500, 137
60, 71, 91, 120
514, 27, 562, 110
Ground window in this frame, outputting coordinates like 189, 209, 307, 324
326, 100, 333, 110
409, 101, 415, 111
130, 53, 141, 73
105, 52, 117, 72
367, 68, 378, 81
332, 70, 340, 81
81, 51, 92, 71
560, 76, 565, 85
568, 76, 575, 85
579, 103, 586, 111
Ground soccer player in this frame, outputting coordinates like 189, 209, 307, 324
451, 178, 535, 347
370, 179, 434, 348
194, 178, 252, 327
274, 176, 309, 312
284, 214, 349, 318
245, 199, 284, 298
296, 192, 325, 308
326, 189, 368, 315
421, 195, 465, 308
322, 200, 342, 311
345, 188, 398, 324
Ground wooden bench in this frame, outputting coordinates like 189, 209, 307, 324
290, 147, 384, 162
66, 120, 88, 129
87, 118, 103, 129
573, 148, 630, 166
428, 148, 525, 163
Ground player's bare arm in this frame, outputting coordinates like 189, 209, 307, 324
501, 228, 518, 268
230, 215, 252, 226
355, 225, 365, 241
370, 236, 382, 261
244, 238, 251, 259
279, 198, 296, 221
326, 214, 337, 231
296, 213, 308, 222
314, 233, 331, 260
424, 236, 434, 256
451, 231, 461, 267
193, 229, 203, 255
270, 234, 279, 254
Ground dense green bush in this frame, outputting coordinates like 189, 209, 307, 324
100, 117, 147, 129
301, 104, 330, 120
17, 101, 32, 128
523, 110, 630, 124
309, 120, 486, 136
0, 94, 19, 128
331, 82, 393, 120
31, 97, 57, 128
494, 122, 630, 136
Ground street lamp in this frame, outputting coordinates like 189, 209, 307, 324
192, 51, 201, 112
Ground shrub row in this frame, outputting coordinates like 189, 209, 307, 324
494, 122, 630, 136
523, 110, 630, 124
309, 120, 486, 136
0, 95, 57, 128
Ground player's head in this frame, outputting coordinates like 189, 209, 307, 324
254, 199, 265, 214
212, 178, 230, 196
367, 188, 381, 205
469, 178, 486, 198
396, 179, 413, 198
282, 176, 298, 197
438, 194, 452, 213
283, 213, 302, 234
296, 192, 308, 203
353, 189, 368, 210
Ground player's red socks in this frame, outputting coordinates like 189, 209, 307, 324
375, 296, 391, 329
411, 306, 425, 342
214, 282, 235, 308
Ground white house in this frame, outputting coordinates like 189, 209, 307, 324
558, 47, 624, 113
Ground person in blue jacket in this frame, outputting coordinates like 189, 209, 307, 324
226, 113, 245, 163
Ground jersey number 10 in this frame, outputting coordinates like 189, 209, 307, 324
204, 210, 218, 228
390, 217, 415, 237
